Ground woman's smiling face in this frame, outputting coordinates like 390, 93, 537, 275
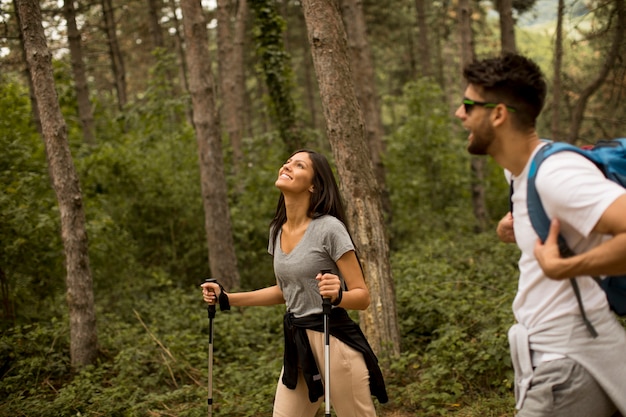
275, 151, 315, 195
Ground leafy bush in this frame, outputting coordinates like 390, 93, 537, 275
388, 232, 519, 414
0, 76, 65, 327
384, 79, 475, 247
0, 283, 287, 417
0, 231, 522, 416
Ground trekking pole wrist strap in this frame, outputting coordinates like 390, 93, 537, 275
214, 281, 231, 311
331, 287, 343, 306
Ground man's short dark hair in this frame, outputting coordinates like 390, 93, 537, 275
463, 53, 547, 129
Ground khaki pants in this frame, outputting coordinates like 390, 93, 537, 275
272, 329, 376, 417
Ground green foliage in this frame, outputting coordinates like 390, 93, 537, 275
388, 233, 519, 414
1, 65, 523, 416
75, 120, 208, 292
226, 132, 285, 290
0, 76, 65, 326
249, 0, 301, 150
0, 284, 285, 417
0, 232, 521, 416
384, 79, 475, 246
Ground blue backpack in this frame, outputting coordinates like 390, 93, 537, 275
526, 138, 626, 337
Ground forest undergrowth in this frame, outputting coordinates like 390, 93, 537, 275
0, 232, 521, 417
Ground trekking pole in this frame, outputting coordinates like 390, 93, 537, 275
320, 269, 332, 417
203, 278, 218, 417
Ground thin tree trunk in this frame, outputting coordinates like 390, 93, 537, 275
249, 0, 301, 150
458, 0, 474, 68
216, 0, 248, 166
147, 0, 164, 49
101, 0, 127, 110
568, 0, 625, 142
64, 0, 96, 145
339, 0, 391, 219
17, 0, 98, 370
551, 0, 564, 140
165, 0, 194, 127
458, 0, 489, 232
301, 0, 400, 360
298, 11, 319, 130
0, 267, 14, 324
13, 0, 41, 135
414, 0, 432, 77
180, 0, 240, 290
497, 0, 517, 54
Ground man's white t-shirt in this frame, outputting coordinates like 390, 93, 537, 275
508, 142, 625, 329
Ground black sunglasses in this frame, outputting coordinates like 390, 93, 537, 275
463, 98, 516, 113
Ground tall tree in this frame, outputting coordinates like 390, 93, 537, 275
300, 0, 400, 359
497, 0, 517, 53
414, 0, 432, 77
180, 0, 241, 290
64, 0, 96, 145
165, 0, 193, 126
146, 0, 164, 49
458, 0, 489, 232
339, 0, 391, 218
551, 0, 565, 140
17, 0, 98, 369
216, 0, 248, 166
249, 0, 302, 151
568, 0, 625, 142
12, 0, 41, 134
101, 0, 127, 110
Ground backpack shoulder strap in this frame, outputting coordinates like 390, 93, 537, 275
527, 142, 599, 338
527, 142, 584, 244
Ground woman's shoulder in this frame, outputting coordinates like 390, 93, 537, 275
312, 215, 349, 234
314, 214, 344, 226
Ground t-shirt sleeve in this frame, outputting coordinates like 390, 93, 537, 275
322, 217, 355, 261
536, 152, 626, 237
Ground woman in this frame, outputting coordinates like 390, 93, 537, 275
201, 149, 387, 417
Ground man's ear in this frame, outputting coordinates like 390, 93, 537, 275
491, 103, 510, 127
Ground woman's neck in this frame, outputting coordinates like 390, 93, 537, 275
283, 194, 311, 229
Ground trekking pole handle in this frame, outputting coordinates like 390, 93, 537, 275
320, 269, 332, 315
203, 278, 218, 319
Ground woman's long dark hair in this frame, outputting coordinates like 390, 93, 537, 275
269, 149, 349, 249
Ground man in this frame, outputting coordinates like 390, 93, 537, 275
456, 53, 626, 417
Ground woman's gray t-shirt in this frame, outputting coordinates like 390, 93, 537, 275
268, 215, 354, 318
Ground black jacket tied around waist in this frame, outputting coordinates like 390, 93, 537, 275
282, 307, 388, 404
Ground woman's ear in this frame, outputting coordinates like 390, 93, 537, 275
309, 186, 314, 193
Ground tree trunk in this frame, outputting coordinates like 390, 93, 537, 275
180, 0, 240, 290
458, 0, 489, 232
17, 0, 98, 370
101, 0, 127, 110
551, 0, 564, 140
339, 0, 391, 220
165, 0, 194, 127
458, 0, 474, 69
414, 0, 432, 77
249, 0, 301, 151
0, 267, 14, 324
497, 0, 517, 54
216, 0, 248, 167
568, 0, 625, 143
300, 0, 400, 360
13, 0, 42, 135
64, 0, 96, 145
146, 0, 164, 49
297, 10, 320, 131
